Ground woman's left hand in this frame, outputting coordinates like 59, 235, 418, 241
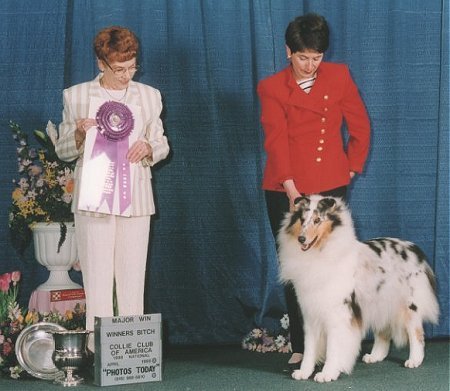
127, 140, 153, 163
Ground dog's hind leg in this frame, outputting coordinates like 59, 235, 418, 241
362, 329, 391, 364
404, 312, 425, 368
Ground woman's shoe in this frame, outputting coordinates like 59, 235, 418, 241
287, 352, 303, 371
288, 361, 301, 371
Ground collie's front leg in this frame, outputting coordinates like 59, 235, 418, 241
313, 336, 341, 383
314, 325, 361, 382
292, 324, 321, 381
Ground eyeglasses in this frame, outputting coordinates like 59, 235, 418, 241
103, 58, 140, 77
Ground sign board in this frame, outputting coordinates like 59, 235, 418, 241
94, 314, 162, 386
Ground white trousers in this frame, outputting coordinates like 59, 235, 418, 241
74, 213, 151, 332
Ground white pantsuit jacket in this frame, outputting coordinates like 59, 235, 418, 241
55, 74, 170, 217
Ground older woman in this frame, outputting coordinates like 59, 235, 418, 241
55, 26, 170, 351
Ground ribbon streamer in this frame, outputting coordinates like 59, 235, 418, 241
91, 101, 134, 214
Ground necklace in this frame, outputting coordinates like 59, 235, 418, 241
100, 79, 128, 102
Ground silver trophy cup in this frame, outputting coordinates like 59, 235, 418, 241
51, 330, 90, 386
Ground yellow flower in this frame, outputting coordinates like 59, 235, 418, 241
25, 311, 34, 323
11, 188, 24, 202
38, 150, 46, 162
25, 311, 39, 325
65, 310, 73, 320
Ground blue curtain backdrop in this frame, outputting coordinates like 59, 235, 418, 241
0, 0, 448, 344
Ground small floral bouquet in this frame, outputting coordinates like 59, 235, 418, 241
8, 120, 75, 256
0, 271, 26, 378
241, 314, 291, 353
0, 271, 86, 379
35, 302, 86, 331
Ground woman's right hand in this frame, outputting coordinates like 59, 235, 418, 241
283, 179, 302, 212
76, 118, 96, 134
75, 118, 97, 148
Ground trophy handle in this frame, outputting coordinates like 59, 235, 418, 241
86, 331, 95, 355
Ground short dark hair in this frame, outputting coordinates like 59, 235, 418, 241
285, 13, 329, 53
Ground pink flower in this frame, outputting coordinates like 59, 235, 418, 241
3, 340, 12, 356
0, 272, 11, 283
0, 273, 11, 292
11, 271, 21, 284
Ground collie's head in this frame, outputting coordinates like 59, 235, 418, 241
279, 195, 350, 251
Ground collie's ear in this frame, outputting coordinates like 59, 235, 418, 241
293, 196, 310, 211
318, 197, 337, 212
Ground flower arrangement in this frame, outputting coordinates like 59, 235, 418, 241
0, 271, 23, 379
241, 314, 291, 353
8, 121, 75, 256
0, 271, 86, 379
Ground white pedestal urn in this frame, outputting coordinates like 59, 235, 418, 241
31, 222, 81, 291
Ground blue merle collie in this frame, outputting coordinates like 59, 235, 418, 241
278, 195, 439, 383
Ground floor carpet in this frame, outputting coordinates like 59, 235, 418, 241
0, 340, 448, 390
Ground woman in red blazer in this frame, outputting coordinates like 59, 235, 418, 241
258, 14, 370, 369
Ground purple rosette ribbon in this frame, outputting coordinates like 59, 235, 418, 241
96, 101, 134, 141
91, 101, 134, 214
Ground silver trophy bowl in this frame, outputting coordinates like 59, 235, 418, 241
51, 330, 90, 386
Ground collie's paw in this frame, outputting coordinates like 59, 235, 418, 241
404, 357, 423, 368
292, 369, 312, 380
314, 370, 339, 383
362, 353, 382, 364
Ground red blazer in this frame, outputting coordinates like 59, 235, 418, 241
258, 62, 370, 194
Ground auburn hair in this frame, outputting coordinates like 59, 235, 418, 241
94, 26, 139, 63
